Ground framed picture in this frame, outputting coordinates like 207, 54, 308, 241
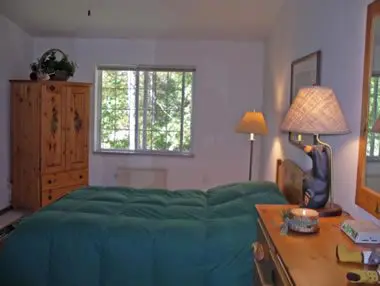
289, 50, 321, 145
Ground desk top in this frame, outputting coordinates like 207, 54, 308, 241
256, 204, 379, 286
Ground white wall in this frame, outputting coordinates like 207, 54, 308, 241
261, 0, 378, 221
33, 38, 265, 190
0, 15, 33, 210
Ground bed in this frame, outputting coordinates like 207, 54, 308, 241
0, 159, 305, 286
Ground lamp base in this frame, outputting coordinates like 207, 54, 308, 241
316, 202, 343, 217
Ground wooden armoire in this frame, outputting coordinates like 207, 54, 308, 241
10, 80, 91, 211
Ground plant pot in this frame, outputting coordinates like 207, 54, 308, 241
50, 70, 69, 81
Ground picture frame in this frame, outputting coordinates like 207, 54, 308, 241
289, 50, 322, 145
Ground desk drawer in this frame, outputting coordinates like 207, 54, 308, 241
253, 218, 293, 286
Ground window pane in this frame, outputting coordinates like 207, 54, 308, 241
183, 108, 192, 152
138, 109, 153, 135
151, 130, 168, 151
167, 131, 181, 151
97, 67, 193, 153
374, 134, 380, 156
368, 75, 380, 158
167, 109, 182, 132
110, 129, 130, 149
154, 107, 170, 129
101, 129, 114, 149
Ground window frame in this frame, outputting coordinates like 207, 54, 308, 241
93, 65, 195, 157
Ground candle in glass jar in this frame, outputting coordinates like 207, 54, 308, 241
286, 208, 320, 234
291, 208, 319, 219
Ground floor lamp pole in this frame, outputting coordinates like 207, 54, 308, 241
249, 133, 255, 181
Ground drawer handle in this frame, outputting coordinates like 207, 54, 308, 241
48, 195, 52, 200
48, 180, 52, 184
252, 242, 265, 262
79, 175, 83, 179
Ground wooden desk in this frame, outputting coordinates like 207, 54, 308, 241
253, 205, 379, 286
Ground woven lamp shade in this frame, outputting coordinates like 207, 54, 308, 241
372, 117, 380, 133
281, 86, 350, 135
235, 111, 268, 135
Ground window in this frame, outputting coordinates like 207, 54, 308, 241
367, 74, 380, 159
95, 66, 194, 155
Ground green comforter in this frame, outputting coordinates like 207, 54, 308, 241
0, 181, 286, 286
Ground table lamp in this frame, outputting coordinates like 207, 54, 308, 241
235, 111, 268, 181
281, 86, 350, 216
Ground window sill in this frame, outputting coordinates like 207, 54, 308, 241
367, 157, 380, 162
93, 149, 194, 158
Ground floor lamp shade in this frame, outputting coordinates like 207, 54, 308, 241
280, 86, 349, 135
235, 111, 268, 181
235, 111, 268, 135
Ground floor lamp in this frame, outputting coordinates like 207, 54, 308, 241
235, 111, 268, 181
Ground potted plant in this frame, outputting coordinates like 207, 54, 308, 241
29, 48, 77, 81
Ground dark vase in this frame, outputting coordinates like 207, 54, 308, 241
29, 72, 38, 81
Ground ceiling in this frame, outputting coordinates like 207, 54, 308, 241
0, 0, 284, 40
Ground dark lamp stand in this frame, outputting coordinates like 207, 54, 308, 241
248, 133, 255, 181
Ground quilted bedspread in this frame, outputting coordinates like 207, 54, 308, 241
0, 181, 286, 286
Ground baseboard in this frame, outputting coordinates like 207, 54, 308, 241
0, 206, 12, 216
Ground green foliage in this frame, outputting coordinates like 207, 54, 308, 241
30, 50, 77, 77
367, 76, 380, 157
99, 69, 193, 152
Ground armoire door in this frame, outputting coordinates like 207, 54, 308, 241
40, 83, 67, 174
11, 83, 41, 209
65, 85, 89, 170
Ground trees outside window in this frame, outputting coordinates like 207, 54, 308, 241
367, 74, 380, 158
96, 66, 194, 155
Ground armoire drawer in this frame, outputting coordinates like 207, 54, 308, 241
41, 185, 85, 207
41, 169, 88, 190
